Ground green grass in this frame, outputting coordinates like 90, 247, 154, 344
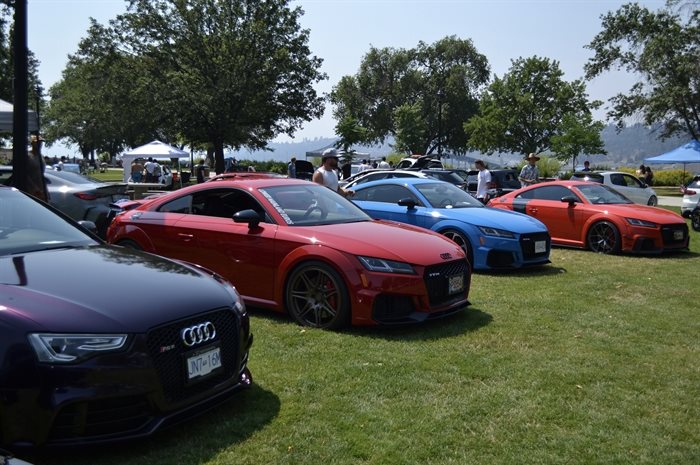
33, 224, 699, 465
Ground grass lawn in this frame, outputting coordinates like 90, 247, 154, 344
33, 219, 699, 465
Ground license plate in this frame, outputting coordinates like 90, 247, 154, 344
535, 240, 547, 254
673, 230, 684, 240
448, 274, 465, 294
187, 347, 222, 380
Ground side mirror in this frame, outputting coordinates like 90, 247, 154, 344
398, 198, 417, 209
561, 196, 578, 205
233, 209, 263, 228
78, 220, 98, 235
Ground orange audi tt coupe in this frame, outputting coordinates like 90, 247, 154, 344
107, 178, 471, 328
489, 181, 689, 254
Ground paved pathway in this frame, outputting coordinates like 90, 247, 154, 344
657, 196, 682, 207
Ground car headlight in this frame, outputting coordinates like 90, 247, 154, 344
28, 334, 128, 363
357, 256, 416, 274
625, 218, 658, 228
478, 226, 515, 238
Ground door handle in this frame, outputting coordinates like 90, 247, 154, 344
177, 233, 194, 241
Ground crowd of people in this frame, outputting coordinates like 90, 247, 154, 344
130, 157, 163, 183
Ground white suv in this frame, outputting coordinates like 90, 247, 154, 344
681, 175, 700, 224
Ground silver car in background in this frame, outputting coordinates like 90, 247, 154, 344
570, 171, 658, 206
0, 166, 127, 237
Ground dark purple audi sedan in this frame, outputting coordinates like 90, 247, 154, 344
0, 186, 253, 447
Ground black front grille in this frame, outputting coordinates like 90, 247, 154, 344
146, 308, 240, 403
520, 232, 550, 259
424, 259, 469, 306
49, 395, 152, 440
661, 224, 688, 245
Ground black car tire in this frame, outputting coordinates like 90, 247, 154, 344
647, 195, 658, 206
116, 239, 143, 251
285, 261, 350, 329
691, 208, 700, 232
441, 229, 474, 270
587, 221, 621, 254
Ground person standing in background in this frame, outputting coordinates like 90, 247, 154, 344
288, 157, 297, 178
518, 153, 540, 186
474, 159, 492, 204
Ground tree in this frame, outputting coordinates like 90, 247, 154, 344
584, 2, 700, 140
550, 113, 607, 170
464, 56, 602, 156
330, 36, 490, 155
115, 0, 326, 173
44, 19, 170, 161
334, 115, 368, 155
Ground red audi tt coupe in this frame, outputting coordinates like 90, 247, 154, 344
489, 181, 689, 254
107, 178, 471, 328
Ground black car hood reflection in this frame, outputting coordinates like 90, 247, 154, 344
0, 246, 235, 333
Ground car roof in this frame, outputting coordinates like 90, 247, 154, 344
352, 176, 447, 189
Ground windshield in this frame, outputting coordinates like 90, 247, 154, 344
576, 184, 634, 204
0, 188, 96, 255
259, 184, 372, 226
424, 171, 465, 184
414, 182, 483, 208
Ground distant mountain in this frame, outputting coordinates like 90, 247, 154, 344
231, 123, 691, 169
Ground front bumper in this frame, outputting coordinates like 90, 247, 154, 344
1, 311, 253, 447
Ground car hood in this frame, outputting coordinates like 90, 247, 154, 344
278, 220, 465, 265
0, 246, 236, 333
435, 206, 548, 233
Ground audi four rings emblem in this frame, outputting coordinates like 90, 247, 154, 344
181, 322, 216, 347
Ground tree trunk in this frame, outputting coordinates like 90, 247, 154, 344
213, 140, 225, 174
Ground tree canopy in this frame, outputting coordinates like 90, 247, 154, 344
42, 0, 326, 172
330, 36, 490, 155
464, 56, 603, 161
585, 2, 700, 140
114, 0, 326, 173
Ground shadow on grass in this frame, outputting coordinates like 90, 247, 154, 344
32, 384, 280, 465
347, 307, 493, 342
248, 305, 492, 341
478, 264, 567, 278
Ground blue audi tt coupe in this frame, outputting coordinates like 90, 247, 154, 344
351, 178, 551, 270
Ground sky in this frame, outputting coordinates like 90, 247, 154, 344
25, 0, 668, 155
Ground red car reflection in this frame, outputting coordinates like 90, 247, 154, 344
107, 179, 471, 328
489, 181, 689, 254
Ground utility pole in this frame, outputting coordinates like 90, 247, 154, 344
11, 0, 28, 193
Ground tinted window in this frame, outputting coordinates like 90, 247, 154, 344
609, 173, 626, 186
354, 185, 420, 204
521, 185, 577, 201
622, 174, 643, 187
159, 195, 193, 214
414, 182, 482, 208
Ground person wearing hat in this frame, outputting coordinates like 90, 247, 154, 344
313, 148, 354, 198
519, 153, 540, 186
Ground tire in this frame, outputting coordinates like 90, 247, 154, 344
691, 208, 700, 232
285, 261, 350, 329
116, 239, 143, 251
647, 195, 657, 206
587, 221, 621, 254
441, 229, 474, 270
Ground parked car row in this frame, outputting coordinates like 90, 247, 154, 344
1, 162, 692, 450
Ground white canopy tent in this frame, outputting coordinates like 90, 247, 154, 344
120, 140, 189, 183
0, 98, 39, 132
